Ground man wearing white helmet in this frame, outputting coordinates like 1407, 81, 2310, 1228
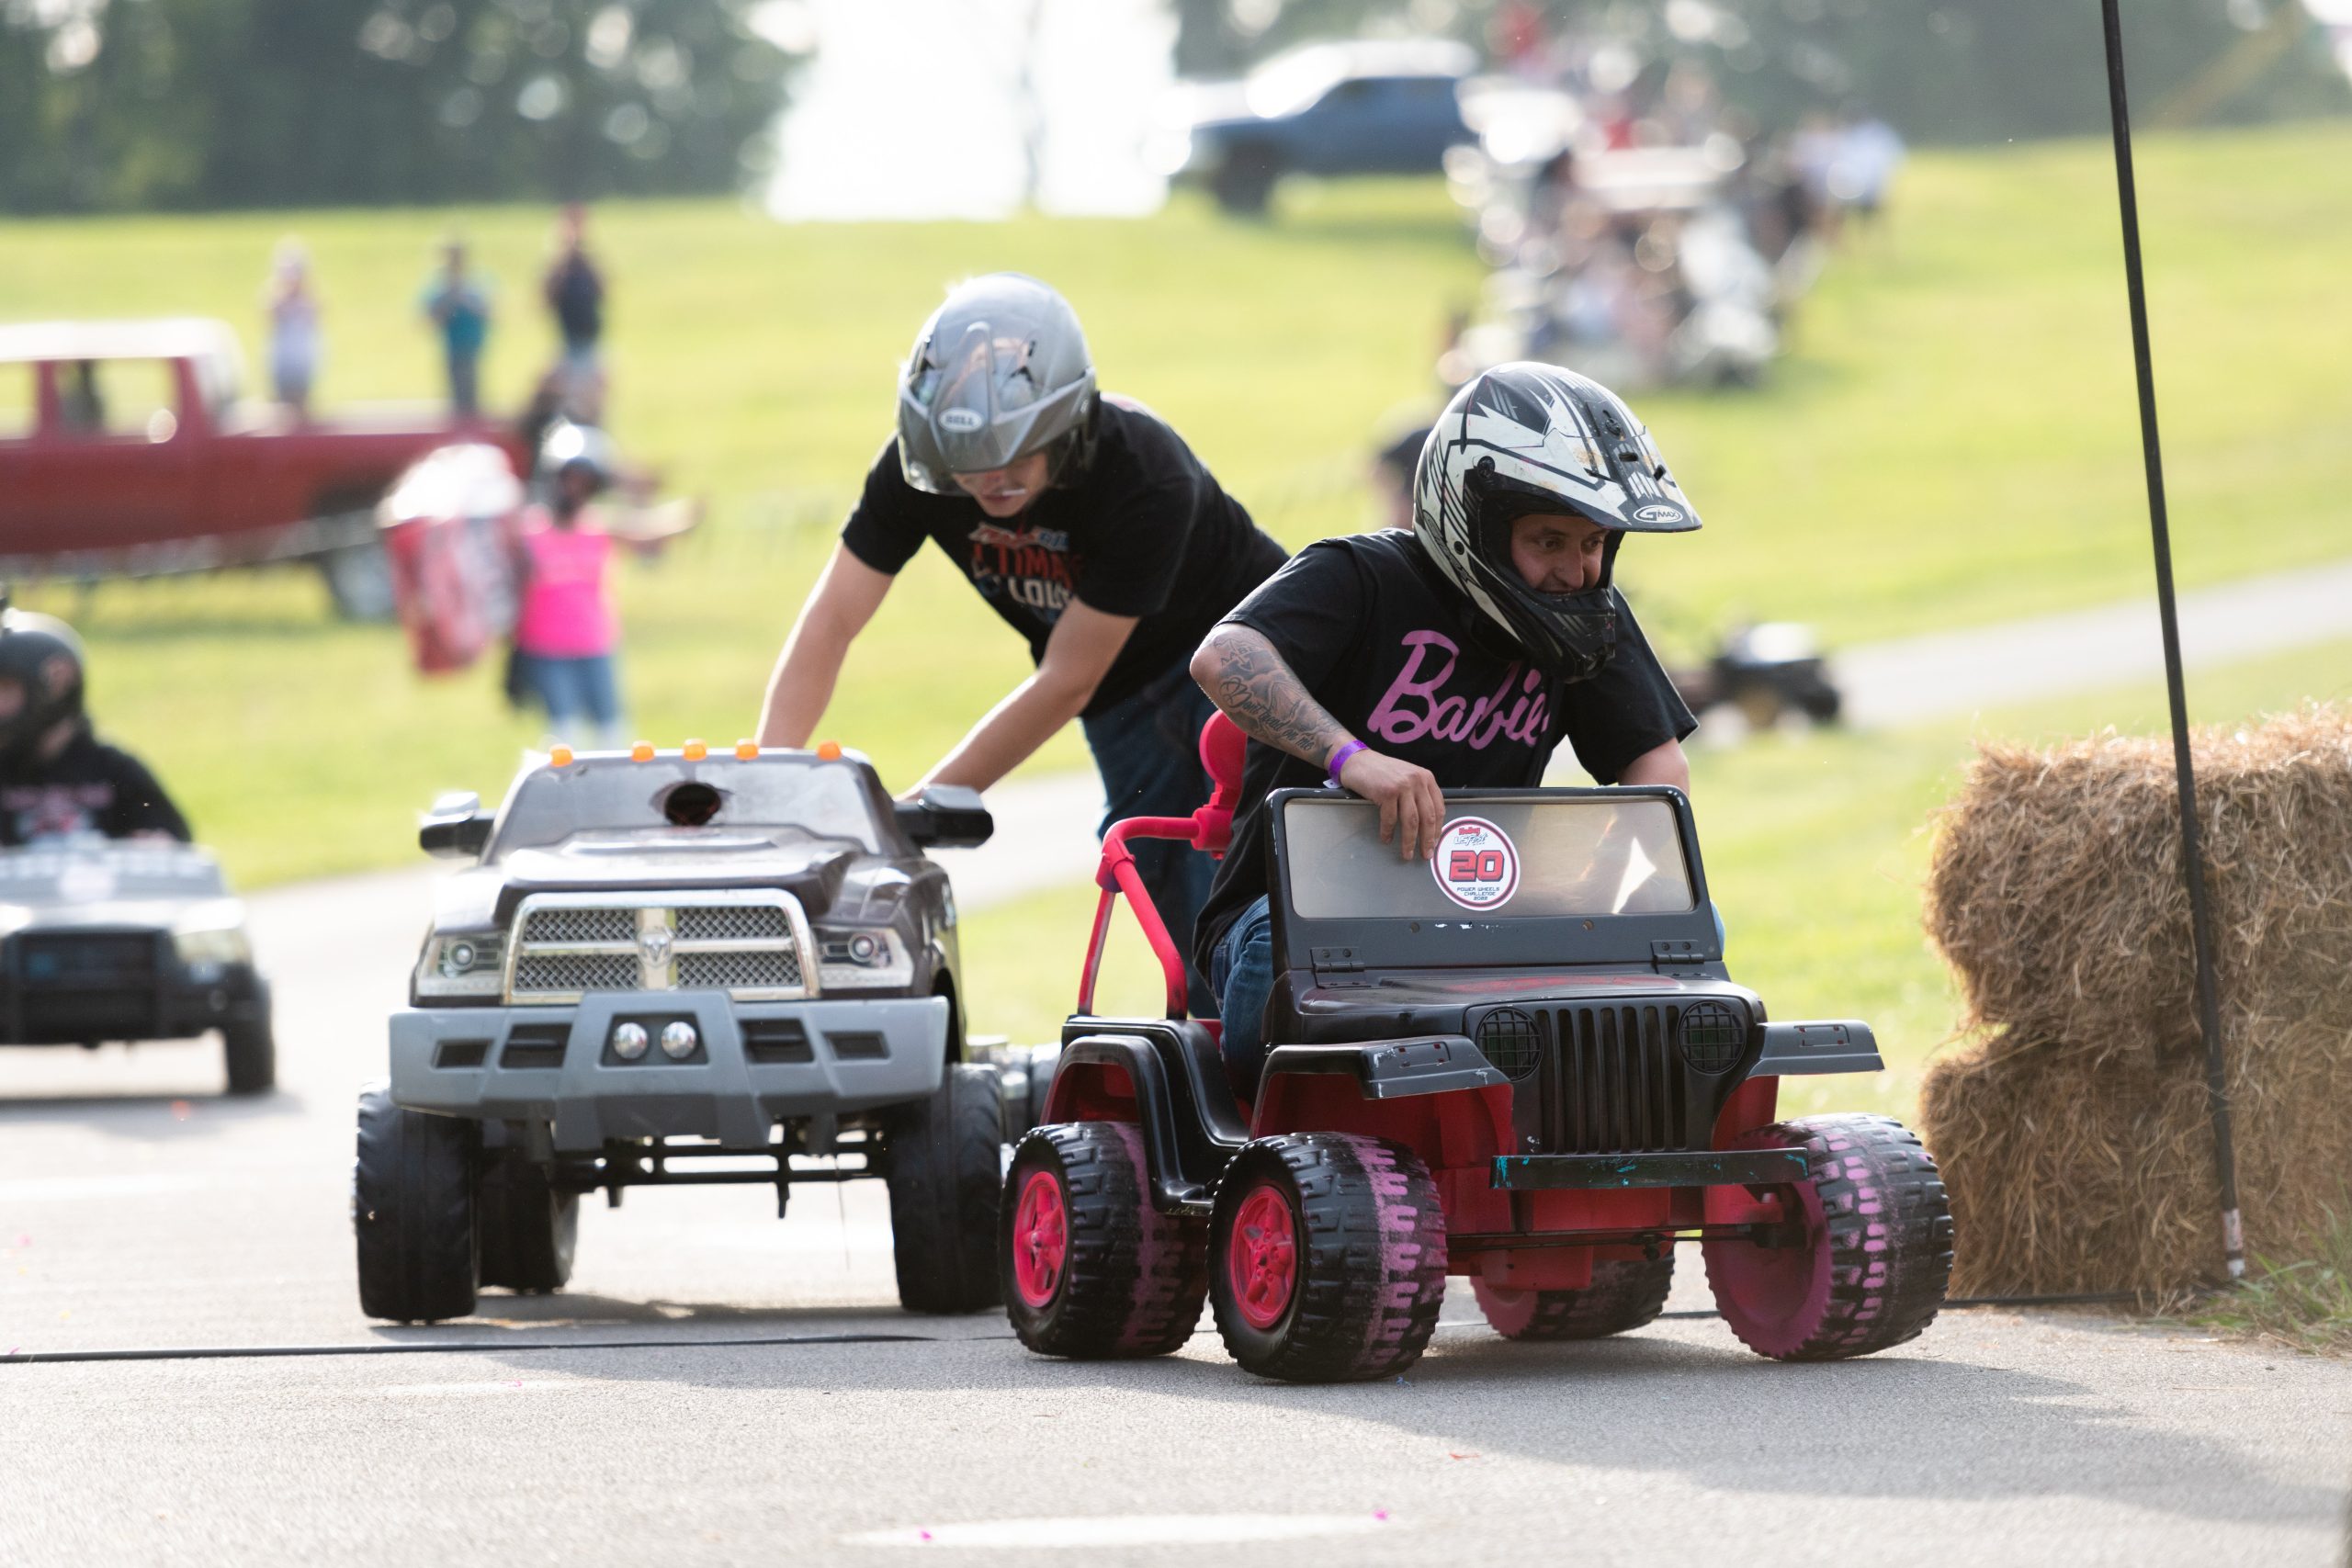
1190, 363, 1699, 1095
758, 274, 1286, 1015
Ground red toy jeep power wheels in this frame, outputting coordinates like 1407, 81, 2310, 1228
1002, 714, 1951, 1382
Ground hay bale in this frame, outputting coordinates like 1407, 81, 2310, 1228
1918, 705, 2352, 1293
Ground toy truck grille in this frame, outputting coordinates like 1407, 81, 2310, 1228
503, 892, 811, 1003
1474, 1000, 1756, 1156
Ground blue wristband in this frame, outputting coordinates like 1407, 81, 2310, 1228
1327, 739, 1369, 787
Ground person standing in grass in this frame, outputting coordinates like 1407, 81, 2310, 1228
509, 423, 697, 748
263, 239, 322, 418
541, 202, 606, 423
755, 273, 1288, 1016
421, 239, 492, 418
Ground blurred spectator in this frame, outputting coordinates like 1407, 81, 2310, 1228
508, 423, 697, 747
264, 238, 322, 417
421, 240, 492, 419
58, 361, 104, 432
1831, 111, 1907, 233
541, 203, 606, 423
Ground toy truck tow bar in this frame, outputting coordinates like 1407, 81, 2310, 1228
1001, 713, 1952, 1382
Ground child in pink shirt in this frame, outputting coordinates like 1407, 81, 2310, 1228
510, 424, 695, 745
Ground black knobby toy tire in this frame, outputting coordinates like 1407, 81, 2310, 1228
1208, 1133, 1446, 1383
1474, 1252, 1675, 1341
1001, 1122, 1207, 1359
1702, 1113, 1953, 1361
353, 1081, 479, 1323
220, 1008, 276, 1098
477, 1147, 577, 1293
887, 1063, 1005, 1314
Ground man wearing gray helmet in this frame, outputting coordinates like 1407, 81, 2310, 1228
756, 274, 1286, 1014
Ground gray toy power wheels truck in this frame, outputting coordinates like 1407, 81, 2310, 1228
353, 741, 1000, 1323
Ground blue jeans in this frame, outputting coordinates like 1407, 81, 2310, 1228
516, 652, 622, 740
1210, 895, 1275, 1100
1080, 661, 1218, 1019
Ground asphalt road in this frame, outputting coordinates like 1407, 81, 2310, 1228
5, 860, 2349, 1566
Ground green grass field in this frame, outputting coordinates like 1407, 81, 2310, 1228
5, 119, 2350, 886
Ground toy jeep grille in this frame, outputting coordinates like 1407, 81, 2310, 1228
677, 948, 803, 991
1534, 1000, 1755, 1154
514, 951, 643, 995
503, 894, 811, 1003
1553, 1005, 1688, 1152
520, 907, 636, 945
676, 906, 788, 943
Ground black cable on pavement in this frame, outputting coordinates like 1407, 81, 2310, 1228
0, 1331, 957, 1367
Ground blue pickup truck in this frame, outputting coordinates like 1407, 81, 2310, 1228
1162, 39, 1477, 215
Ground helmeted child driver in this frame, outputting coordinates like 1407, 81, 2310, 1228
0, 604, 190, 846
1189, 363, 1700, 1097
757, 274, 1287, 1015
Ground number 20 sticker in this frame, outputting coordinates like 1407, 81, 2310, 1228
1431, 817, 1519, 910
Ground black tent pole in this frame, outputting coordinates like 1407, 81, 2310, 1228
2098, 0, 2245, 1281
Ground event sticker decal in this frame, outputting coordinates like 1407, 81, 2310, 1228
1431, 817, 1519, 911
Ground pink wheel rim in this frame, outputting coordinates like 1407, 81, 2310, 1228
1707, 1164, 1832, 1356
1227, 1184, 1298, 1331
1011, 1168, 1068, 1310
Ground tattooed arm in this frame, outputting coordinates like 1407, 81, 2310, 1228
1190, 624, 1447, 860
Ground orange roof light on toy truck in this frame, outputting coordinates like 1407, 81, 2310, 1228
548, 745, 574, 767
735, 739, 760, 761
631, 741, 654, 762
682, 739, 707, 761
816, 740, 842, 761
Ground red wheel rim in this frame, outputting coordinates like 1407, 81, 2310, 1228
1707, 1179, 1832, 1355
1011, 1168, 1068, 1310
1227, 1183, 1298, 1331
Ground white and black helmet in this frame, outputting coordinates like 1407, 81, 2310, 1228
897, 273, 1097, 493
537, 421, 617, 491
1413, 363, 1702, 682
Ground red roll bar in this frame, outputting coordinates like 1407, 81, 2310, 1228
1075, 712, 1247, 1019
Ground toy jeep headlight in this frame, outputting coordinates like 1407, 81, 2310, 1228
815, 926, 913, 990
171, 902, 252, 968
414, 932, 504, 998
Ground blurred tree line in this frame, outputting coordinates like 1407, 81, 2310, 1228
1172, 0, 2349, 141
0, 0, 792, 213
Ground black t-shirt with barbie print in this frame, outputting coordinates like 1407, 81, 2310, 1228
1191, 528, 1696, 977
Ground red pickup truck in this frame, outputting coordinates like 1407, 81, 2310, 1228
0, 319, 530, 617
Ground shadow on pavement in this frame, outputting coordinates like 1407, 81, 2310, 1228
475, 1311, 2341, 1530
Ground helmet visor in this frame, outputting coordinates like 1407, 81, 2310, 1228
899, 321, 1090, 489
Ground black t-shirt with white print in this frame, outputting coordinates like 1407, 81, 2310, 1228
1192, 529, 1696, 976
0, 729, 192, 847
839, 395, 1287, 719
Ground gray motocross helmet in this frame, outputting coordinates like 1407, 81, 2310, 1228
1413, 363, 1701, 682
897, 274, 1097, 493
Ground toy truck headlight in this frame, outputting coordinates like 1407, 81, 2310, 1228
815, 926, 914, 990
414, 932, 504, 998
171, 902, 252, 969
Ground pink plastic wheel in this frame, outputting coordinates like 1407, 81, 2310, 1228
1226, 1183, 1298, 1331
1010, 1167, 1069, 1311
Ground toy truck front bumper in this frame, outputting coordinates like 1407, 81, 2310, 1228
389, 993, 950, 1151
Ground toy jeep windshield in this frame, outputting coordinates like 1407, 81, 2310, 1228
354, 743, 1003, 1324
1001, 716, 1952, 1382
